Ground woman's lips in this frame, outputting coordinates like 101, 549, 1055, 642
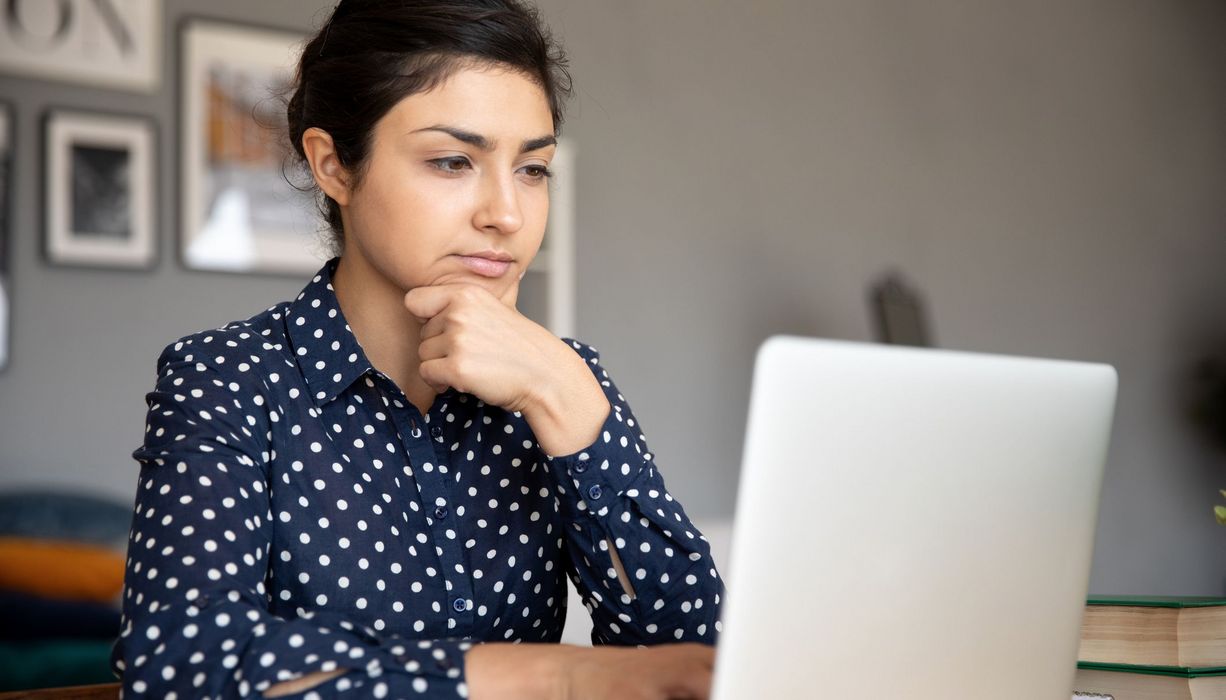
456, 255, 512, 277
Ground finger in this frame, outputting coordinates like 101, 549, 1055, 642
419, 310, 448, 342
425, 379, 451, 394
418, 357, 454, 394
418, 333, 450, 364
403, 284, 458, 322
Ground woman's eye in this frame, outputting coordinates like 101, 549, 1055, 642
428, 157, 472, 174
522, 165, 553, 181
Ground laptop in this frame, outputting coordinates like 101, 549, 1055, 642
711, 336, 1118, 700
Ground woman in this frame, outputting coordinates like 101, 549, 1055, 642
109, 0, 724, 698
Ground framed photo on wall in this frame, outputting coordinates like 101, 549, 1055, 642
179, 18, 323, 276
0, 0, 162, 93
0, 101, 12, 371
43, 109, 156, 269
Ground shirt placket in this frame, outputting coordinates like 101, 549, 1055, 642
388, 390, 476, 635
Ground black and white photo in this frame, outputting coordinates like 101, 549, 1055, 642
44, 109, 156, 269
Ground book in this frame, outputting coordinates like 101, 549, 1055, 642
1075, 662, 1226, 700
1079, 596, 1226, 669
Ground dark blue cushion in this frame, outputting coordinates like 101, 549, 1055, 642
0, 490, 131, 551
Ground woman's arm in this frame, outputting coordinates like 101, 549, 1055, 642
519, 340, 641, 600
532, 339, 726, 647
261, 641, 717, 700
112, 335, 472, 697
403, 286, 718, 618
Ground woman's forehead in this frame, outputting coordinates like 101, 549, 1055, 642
382, 66, 554, 141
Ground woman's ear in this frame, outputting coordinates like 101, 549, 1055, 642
301, 127, 352, 206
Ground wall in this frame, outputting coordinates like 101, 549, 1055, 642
1, 0, 1224, 596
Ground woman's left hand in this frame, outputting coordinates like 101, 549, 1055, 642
403, 282, 611, 455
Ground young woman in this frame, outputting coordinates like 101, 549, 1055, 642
109, 1, 724, 698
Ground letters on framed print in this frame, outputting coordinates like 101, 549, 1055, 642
179, 18, 323, 276
0, 0, 161, 93
43, 109, 157, 269
0, 102, 11, 370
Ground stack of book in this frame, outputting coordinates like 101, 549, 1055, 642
1073, 595, 1226, 699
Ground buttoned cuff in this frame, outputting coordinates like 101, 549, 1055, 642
218, 603, 470, 696
296, 646, 470, 698
371, 638, 471, 696
306, 609, 470, 685
542, 401, 650, 519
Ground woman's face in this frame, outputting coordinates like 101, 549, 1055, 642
338, 64, 556, 301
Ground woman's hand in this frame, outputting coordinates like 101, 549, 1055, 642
561, 644, 717, 700
403, 282, 565, 412
403, 282, 611, 455
464, 642, 716, 700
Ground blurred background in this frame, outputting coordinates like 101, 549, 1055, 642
0, 0, 1225, 684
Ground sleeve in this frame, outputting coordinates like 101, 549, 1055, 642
542, 338, 725, 647
110, 336, 473, 699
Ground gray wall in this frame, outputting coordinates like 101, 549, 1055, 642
1, 0, 1224, 596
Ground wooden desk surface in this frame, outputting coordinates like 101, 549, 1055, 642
0, 683, 119, 699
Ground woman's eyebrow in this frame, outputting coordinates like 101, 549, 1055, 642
520, 134, 557, 153
410, 125, 556, 153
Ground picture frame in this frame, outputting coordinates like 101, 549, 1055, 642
0, 100, 12, 371
43, 108, 156, 270
0, 0, 162, 93
179, 18, 323, 277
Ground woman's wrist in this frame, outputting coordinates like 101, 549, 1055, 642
522, 350, 611, 457
464, 642, 578, 700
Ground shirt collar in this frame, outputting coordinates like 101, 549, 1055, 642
285, 257, 376, 407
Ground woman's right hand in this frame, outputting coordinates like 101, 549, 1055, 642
465, 641, 716, 700
560, 643, 716, 700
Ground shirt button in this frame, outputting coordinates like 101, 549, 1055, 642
452, 598, 467, 613
431, 426, 443, 439
574, 459, 588, 474
434, 505, 448, 520
410, 427, 422, 439
587, 484, 603, 501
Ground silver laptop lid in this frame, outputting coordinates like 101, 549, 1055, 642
712, 336, 1117, 700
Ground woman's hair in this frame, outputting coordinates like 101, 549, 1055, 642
284, 0, 573, 254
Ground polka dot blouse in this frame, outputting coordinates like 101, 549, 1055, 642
109, 257, 725, 698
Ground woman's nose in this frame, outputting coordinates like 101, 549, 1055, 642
473, 173, 523, 235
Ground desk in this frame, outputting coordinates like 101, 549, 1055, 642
0, 683, 118, 699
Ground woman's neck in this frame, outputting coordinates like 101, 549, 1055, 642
331, 253, 437, 415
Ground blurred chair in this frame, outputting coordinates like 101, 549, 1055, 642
0, 490, 128, 693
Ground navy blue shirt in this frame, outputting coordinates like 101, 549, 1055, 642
110, 257, 724, 698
